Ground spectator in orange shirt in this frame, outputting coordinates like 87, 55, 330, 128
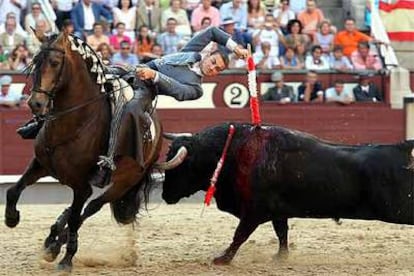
351, 41, 382, 71
334, 17, 372, 57
133, 25, 154, 61
297, 0, 324, 40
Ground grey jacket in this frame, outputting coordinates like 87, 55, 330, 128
146, 27, 236, 101
262, 85, 295, 102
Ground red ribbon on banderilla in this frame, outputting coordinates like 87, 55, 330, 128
203, 124, 236, 207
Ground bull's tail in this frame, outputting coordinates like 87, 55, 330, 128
110, 171, 153, 225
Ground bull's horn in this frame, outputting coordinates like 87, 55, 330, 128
154, 146, 188, 170
163, 132, 192, 140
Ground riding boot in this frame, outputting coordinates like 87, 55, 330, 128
88, 168, 112, 188
16, 117, 44, 139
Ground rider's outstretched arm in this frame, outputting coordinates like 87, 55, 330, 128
154, 72, 203, 101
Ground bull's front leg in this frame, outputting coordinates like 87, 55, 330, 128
213, 217, 260, 265
272, 218, 289, 258
5, 158, 47, 228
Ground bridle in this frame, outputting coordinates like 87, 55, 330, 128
30, 45, 111, 121
31, 46, 66, 115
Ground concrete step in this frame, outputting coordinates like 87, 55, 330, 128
342, 0, 367, 30
317, 0, 343, 8
323, 7, 345, 30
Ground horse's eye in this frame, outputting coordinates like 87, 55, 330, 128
50, 61, 59, 67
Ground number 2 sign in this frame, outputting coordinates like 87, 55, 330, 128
223, 83, 249, 108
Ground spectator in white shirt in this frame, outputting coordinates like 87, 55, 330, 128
0, 12, 27, 39
25, 2, 51, 33
0, 17, 25, 54
71, 0, 113, 38
305, 45, 330, 71
0, 75, 23, 107
52, 0, 75, 30
219, 0, 248, 31
325, 79, 354, 104
273, 0, 295, 33
252, 14, 283, 57
0, 0, 26, 26
253, 41, 281, 70
112, 0, 137, 39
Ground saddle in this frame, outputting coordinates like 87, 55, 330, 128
103, 65, 157, 168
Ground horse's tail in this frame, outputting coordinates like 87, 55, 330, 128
110, 110, 162, 225
110, 171, 154, 225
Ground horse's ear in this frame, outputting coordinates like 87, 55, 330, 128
31, 27, 47, 43
62, 27, 71, 37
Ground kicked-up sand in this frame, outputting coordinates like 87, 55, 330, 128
0, 203, 413, 276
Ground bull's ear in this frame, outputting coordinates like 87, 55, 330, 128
163, 132, 192, 140
32, 27, 47, 43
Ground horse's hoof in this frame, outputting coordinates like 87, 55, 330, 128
5, 209, 20, 228
57, 262, 72, 272
212, 255, 232, 265
43, 244, 61, 262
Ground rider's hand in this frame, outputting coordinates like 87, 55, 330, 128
234, 46, 249, 59
136, 67, 156, 81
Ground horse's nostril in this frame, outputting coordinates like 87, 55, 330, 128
35, 102, 42, 109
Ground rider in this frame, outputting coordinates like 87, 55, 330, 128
17, 26, 249, 188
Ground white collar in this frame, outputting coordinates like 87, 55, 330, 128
190, 52, 207, 77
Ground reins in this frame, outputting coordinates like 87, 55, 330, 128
41, 84, 131, 121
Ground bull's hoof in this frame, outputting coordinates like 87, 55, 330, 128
57, 262, 72, 272
43, 243, 61, 262
5, 209, 20, 228
212, 255, 232, 265
274, 250, 289, 260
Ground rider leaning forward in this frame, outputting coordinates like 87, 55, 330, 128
17, 26, 249, 188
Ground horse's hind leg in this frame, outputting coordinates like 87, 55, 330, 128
5, 158, 47, 228
57, 186, 92, 272
43, 207, 71, 262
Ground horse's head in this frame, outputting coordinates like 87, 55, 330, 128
27, 30, 69, 115
27, 29, 105, 116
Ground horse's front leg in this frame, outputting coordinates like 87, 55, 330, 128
57, 186, 92, 272
5, 158, 47, 228
43, 207, 71, 262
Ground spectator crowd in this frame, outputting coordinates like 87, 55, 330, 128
0, 0, 385, 106
262, 70, 382, 105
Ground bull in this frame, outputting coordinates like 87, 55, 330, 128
159, 123, 414, 265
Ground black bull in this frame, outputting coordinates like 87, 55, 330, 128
161, 123, 414, 264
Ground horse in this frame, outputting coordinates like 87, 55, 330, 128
4, 30, 169, 271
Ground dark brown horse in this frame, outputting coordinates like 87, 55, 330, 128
4, 30, 172, 271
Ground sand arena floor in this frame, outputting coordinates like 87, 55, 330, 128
0, 203, 413, 276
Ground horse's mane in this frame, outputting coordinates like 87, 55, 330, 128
26, 34, 107, 91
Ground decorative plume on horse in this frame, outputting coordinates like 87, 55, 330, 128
4, 29, 166, 271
